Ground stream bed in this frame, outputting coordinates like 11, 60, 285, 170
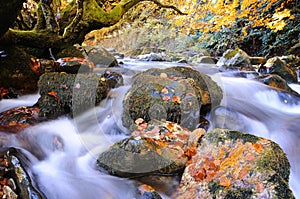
0, 59, 300, 198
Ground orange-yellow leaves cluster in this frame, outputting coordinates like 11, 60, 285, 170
167, 0, 293, 38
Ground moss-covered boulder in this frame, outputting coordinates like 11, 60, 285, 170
97, 121, 204, 178
265, 57, 298, 83
0, 147, 45, 199
122, 66, 222, 131
37, 72, 109, 118
216, 48, 254, 71
173, 129, 295, 199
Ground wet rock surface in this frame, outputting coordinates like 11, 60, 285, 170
263, 57, 298, 83
0, 148, 44, 199
122, 66, 222, 131
37, 72, 109, 118
97, 121, 204, 178
216, 48, 254, 71
0, 106, 43, 133
173, 129, 295, 199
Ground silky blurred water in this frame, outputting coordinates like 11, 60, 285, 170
0, 61, 299, 198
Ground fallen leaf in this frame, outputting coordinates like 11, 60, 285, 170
220, 176, 231, 187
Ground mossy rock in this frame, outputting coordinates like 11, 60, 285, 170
216, 48, 254, 71
173, 129, 295, 199
122, 66, 222, 131
97, 136, 187, 178
122, 74, 201, 131
37, 72, 109, 118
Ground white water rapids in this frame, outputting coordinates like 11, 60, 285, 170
0, 60, 299, 198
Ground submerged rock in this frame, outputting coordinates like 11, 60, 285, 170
97, 121, 204, 178
37, 72, 109, 118
173, 129, 295, 199
216, 48, 254, 71
0, 148, 44, 199
122, 66, 222, 131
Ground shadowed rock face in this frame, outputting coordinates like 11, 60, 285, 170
37, 72, 109, 118
97, 121, 204, 178
122, 66, 223, 131
173, 128, 295, 199
0, 147, 45, 199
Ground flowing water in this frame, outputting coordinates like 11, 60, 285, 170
0, 60, 299, 198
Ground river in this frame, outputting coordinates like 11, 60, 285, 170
0, 59, 299, 198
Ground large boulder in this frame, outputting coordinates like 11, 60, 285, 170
0, 147, 45, 199
97, 121, 204, 178
122, 66, 222, 131
216, 48, 254, 71
173, 129, 295, 199
37, 72, 109, 118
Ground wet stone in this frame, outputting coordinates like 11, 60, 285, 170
97, 121, 204, 178
0, 106, 43, 133
0, 148, 45, 199
122, 66, 222, 131
173, 129, 295, 199
37, 72, 109, 118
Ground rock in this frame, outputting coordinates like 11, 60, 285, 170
80, 46, 118, 68
56, 57, 95, 73
0, 46, 40, 94
288, 42, 300, 56
101, 70, 124, 89
0, 106, 43, 133
189, 55, 218, 64
249, 57, 267, 65
122, 66, 223, 131
255, 74, 297, 94
279, 55, 300, 70
97, 121, 204, 178
37, 72, 109, 118
135, 183, 162, 199
216, 48, 254, 71
0, 88, 18, 100
173, 129, 295, 199
0, 148, 45, 199
137, 52, 170, 62
264, 57, 297, 83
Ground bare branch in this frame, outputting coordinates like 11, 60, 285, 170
149, 0, 187, 15
40, 0, 59, 32
63, 0, 84, 38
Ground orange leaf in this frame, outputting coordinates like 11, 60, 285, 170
161, 88, 168, 94
220, 176, 231, 187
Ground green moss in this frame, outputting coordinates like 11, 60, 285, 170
37, 72, 108, 118
205, 129, 260, 145
255, 142, 294, 198
208, 181, 224, 199
224, 188, 253, 199
224, 48, 239, 59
